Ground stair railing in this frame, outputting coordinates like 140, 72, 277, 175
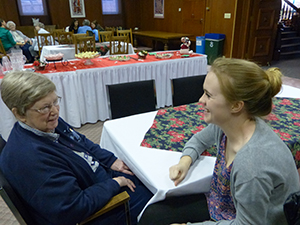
280, 0, 300, 35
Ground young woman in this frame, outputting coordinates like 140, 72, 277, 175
139, 58, 300, 225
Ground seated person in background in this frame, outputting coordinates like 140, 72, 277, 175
0, 71, 153, 225
77, 19, 99, 42
0, 18, 19, 53
6, 21, 34, 63
30, 22, 51, 60
91, 20, 104, 32
138, 58, 300, 225
67, 18, 79, 33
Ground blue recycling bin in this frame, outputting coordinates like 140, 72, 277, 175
196, 36, 205, 54
205, 33, 225, 65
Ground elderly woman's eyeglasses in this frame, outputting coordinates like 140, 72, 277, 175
30, 97, 62, 114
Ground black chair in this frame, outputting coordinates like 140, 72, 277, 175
171, 75, 206, 107
0, 134, 131, 225
284, 191, 300, 225
107, 80, 157, 119
0, 135, 34, 225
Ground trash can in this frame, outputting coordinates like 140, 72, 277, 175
205, 33, 225, 65
196, 36, 205, 54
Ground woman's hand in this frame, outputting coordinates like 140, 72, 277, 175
111, 159, 134, 176
113, 176, 136, 192
169, 156, 192, 186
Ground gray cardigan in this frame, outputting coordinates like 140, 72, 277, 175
183, 118, 300, 225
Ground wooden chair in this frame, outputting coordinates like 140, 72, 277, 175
109, 35, 129, 55
0, 135, 131, 225
117, 28, 133, 45
52, 29, 64, 40
171, 75, 206, 107
36, 32, 55, 55
98, 31, 113, 42
107, 80, 157, 119
56, 31, 74, 44
73, 35, 96, 54
0, 39, 8, 59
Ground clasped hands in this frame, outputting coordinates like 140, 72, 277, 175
111, 159, 136, 192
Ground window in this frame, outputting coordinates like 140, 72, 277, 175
101, 0, 121, 15
17, 0, 47, 16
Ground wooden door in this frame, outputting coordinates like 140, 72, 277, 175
246, 0, 281, 66
181, 0, 206, 36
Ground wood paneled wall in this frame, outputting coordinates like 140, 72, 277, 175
0, 0, 278, 62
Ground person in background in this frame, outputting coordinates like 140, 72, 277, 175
77, 19, 99, 42
0, 18, 18, 53
68, 18, 79, 33
138, 58, 300, 225
30, 22, 50, 60
0, 71, 153, 225
6, 21, 34, 63
91, 20, 104, 32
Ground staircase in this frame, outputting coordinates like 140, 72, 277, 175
280, 26, 300, 59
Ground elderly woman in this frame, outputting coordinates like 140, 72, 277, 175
30, 22, 50, 59
139, 58, 300, 225
77, 19, 99, 42
0, 71, 152, 225
0, 18, 18, 53
6, 21, 34, 63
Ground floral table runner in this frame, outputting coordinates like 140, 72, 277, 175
141, 97, 300, 168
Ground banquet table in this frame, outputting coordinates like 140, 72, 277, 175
0, 51, 207, 140
99, 84, 300, 216
40, 42, 135, 61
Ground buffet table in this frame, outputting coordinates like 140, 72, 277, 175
40, 42, 135, 61
0, 51, 207, 140
99, 84, 300, 216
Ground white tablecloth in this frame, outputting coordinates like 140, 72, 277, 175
0, 54, 207, 140
99, 84, 300, 217
100, 111, 216, 217
40, 45, 76, 62
40, 42, 135, 62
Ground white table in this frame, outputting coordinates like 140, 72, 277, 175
40, 45, 76, 62
99, 84, 300, 217
40, 42, 135, 62
0, 54, 207, 140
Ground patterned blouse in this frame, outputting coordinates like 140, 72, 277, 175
205, 134, 236, 221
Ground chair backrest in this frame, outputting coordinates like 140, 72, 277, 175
109, 36, 129, 55
0, 136, 35, 225
107, 80, 157, 119
56, 31, 74, 44
171, 75, 206, 107
98, 31, 113, 42
36, 32, 55, 55
73, 35, 96, 54
0, 39, 8, 59
52, 28, 64, 40
117, 28, 133, 45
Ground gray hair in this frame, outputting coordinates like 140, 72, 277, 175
6, 21, 16, 28
35, 22, 45, 28
82, 19, 90, 26
0, 71, 56, 116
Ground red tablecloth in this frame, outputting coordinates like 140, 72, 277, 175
21, 51, 203, 74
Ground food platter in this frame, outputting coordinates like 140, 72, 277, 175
44, 53, 64, 61
75, 51, 100, 65
155, 53, 173, 59
109, 56, 131, 61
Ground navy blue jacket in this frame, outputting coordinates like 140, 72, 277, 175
0, 118, 121, 225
